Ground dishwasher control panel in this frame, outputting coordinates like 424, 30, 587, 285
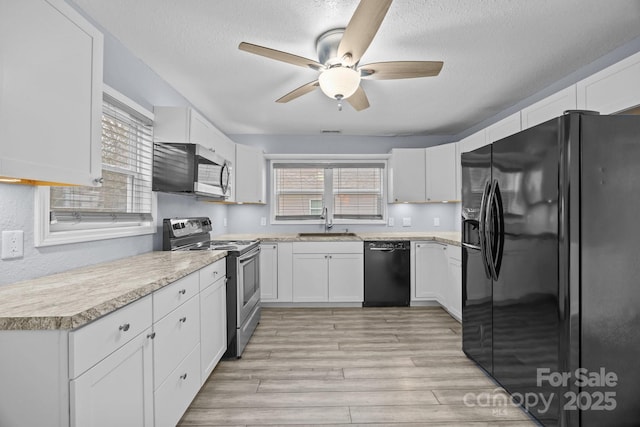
366, 241, 410, 250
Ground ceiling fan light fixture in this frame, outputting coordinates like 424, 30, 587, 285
318, 66, 361, 100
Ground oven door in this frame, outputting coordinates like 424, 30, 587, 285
237, 246, 261, 324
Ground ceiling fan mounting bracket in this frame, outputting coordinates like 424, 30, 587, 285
316, 28, 346, 66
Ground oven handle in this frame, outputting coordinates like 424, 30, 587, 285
238, 246, 261, 263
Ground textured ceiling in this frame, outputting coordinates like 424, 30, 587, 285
72, 0, 640, 136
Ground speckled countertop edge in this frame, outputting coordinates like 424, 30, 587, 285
0, 251, 226, 331
217, 232, 461, 246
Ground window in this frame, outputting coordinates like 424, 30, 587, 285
272, 161, 385, 224
35, 86, 156, 246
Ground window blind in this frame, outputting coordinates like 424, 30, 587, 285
333, 167, 383, 220
49, 99, 153, 229
273, 166, 324, 220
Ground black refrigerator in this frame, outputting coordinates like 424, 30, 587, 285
462, 111, 640, 427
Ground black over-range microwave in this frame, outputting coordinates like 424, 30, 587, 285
152, 143, 232, 200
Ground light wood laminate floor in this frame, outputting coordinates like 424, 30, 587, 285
179, 307, 537, 426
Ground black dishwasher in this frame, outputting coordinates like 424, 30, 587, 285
363, 241, 411, 307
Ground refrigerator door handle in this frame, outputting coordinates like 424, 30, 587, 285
478, 180, 492, 279
487, 179, 505, 280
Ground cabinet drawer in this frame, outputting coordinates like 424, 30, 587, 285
293, 241, 363, 254
447, 245, 462, 261
154, 343, 201, 427
153, 294, 200, 388
153, 272, 199, 320
199, 258, 226, 291
70, 295, 152, 378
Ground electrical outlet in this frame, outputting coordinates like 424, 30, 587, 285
223, 218, 227, 227
434, 217, 440, 227
388, 217, 395, 227
402, 217, 411, 227
2, 230, 24, 260
260, 217, 267, 226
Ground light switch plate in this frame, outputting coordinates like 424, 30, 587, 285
402, 217, 411, 227
388, 217, 395, 227
223, 218, 227, 227
260, 217, 267, 226
2, 230, 24, 260
434, 217, 440, 227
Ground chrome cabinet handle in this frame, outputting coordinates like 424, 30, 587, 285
119, 323, 130, 332
147, 332, 156, 339
93, 177, 104, 185
178, 289, 186, 295
180, 373, 188, 380
213, 271, 218, 276
179, 317, 187, 323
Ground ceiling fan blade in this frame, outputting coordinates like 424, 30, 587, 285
360, 61, 444, 80
239, 42, 324, 71
346, 85, 370, 111
276, 80, 320, 103
338, 0, 393, 66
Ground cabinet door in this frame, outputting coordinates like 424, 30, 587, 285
235, 144, 266, 203
521, 85, 577, 129
189, 110, 217, 149
426, 143, 457, 202
485, 112, 522, 144
153, 295, 200, 387
292, 254, 328, 302
447, 246, 462, 321
260, 244, 278, 300
0, 0, 103, 186
328, 253, 364, 302
389, 148, 426, 202
414, 242, 447, 300
200, 279, 226, 382
577, 51, 640, 114
459, 130, 487, 153
277, 242, 294, 302
70, 329, 154, 427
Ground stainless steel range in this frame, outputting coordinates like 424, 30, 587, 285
163, 217, 260, 358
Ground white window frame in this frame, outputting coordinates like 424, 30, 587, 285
269, 157, 388, 226
34, 85, 157, 247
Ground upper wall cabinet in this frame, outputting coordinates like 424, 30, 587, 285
577, 51, 640, 114
389, 148, 427, 203
153, 107, 236, 161
235, 144, 266, 204
485, 112, 522, 144
425, 143, 457, 202
458, 130, 486, 154
521, 86, 577, 129
0, 0, 103, 186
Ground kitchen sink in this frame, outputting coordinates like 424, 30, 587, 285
297, 232, 358, 237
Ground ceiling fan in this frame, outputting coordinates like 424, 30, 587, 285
238, 0, 443, 112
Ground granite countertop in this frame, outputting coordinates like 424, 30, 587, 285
0, 251, 226, 331
217, 231, 461, 246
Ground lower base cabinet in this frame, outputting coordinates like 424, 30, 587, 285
413, 241, 462, 321
70, 328, 154, 427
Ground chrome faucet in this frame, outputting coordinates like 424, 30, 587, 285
320, 206, 333, 232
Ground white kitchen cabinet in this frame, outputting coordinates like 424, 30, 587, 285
235, 144, 266, 203
485, 112, 522, 144
521, 86, 577, 129
292, 242, 364, 303
153, 106, 236, 159
413, 241, 448, 301
425, 142, 457, 202
199, 266, 226, 382
292, 254, 330, 302
459, 130, 487, 153
0, 0, 103, 186
70, 328, 154, 427
577, 51, 640, 114
455, 142, 463, 201
260, 244, 279, 301
446, 245, 462, 321
328, 253, 364, 302
389, 148, 427, 202
277, 242, 294, 302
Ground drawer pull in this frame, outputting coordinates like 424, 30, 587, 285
178, 289, 186, 295
147, 332, 156, 339
213, 271, 218, 276
180, 373, 188, 380
118, 323, 130, 332
179, 317, 187, 323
